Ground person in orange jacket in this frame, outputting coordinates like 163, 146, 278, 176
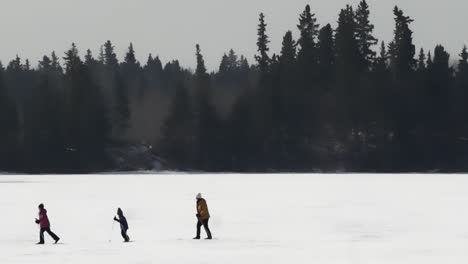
193, 193, 212, 240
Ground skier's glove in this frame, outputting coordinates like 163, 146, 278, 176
113, 216, 118, 221
35, 219, 40, 224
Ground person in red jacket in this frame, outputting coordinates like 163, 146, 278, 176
35, 204, 60, 244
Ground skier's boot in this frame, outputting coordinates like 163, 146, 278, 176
193, 236, 200, 240
54, 238, 60, 244
36, 242, 44, 245
204, 237, 212, 240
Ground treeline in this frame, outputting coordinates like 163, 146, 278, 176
1, 1, 468, 173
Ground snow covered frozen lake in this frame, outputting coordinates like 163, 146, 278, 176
1, 173, 468, 263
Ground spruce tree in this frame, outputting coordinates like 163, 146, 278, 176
355, 0, 378, 70
455, 45, 468, 137
297, 5, 319, 62
374, 41, 388, 72
0, 64, 18, 169
194, 44, 221, 170
335, 5, 360, 76
458, 46, 468, 76
426, 45, 453, 167
227, 49, 239, 71
276, 31, 298, 166
51, 51, 63, 72
280, 31, 296, 65
103, 40, 119, 68
195, 44, 208, 77
296, 4, 320, 85
117, 43, 140, 133
428, 45, 451, 103
161, 83, 194, 168
39, 55, 52, 70
425, 51, 432, 69
255, 13, 270, 73
219, 53, 229, 76
417, 48, 426, 73
63, 43, 110, 170
143, 53, 163, 94
84, 49, 98, 67
335, 5, 361, 103
317, 24, 335, 84
335, 5, 365, 163
114, 71, 130, 133
389, 6, 416, 79
124, 43, 137, 66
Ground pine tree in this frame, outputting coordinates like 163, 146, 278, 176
255, 13, 270, 73
39, 55, 52, 70
317, 24, 335, 84
51, 51, 63, 72
417, 48, 426, 72
280, 31, 296, 65
0, 64, 18, 169
389, 6, 416, 79
428, 45, 451, 100
98, 45, 105, 63
427, 51, 433, 68
425, 45, 453, 167
374, 41, 388, 72
455, 45, 468, 136
219, 53, 229, 75
335, 5, 360, 73
227, 49, 239, 71
143, 53, 163, 93
63, 43, 81, 74
84, 49, 98, 67
297, 5, 319, 62
334, 5, 365, 161
218, 49, 241, 84
124, 43, 137, 66
335, 5, 361, 96
458, 45, 468, 75
355, 0, 378, 69
100, 41, 131, 138
296, 4, 320, 84
276, 31, 298, 166
63, 43, 109, 170
161, 83, 194, 168
194, 44, 221, 170
29, 56, 65, 170
122, 43, 141, 76
195, 44, 208, 77
239, 56, 250, 74
24, 59, 31, 71
103, 40, 119, 68
114, 71, 130, 132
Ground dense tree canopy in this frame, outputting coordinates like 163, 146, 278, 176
0, 1, 467, 173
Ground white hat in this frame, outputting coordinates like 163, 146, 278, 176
196, 193, 202, 199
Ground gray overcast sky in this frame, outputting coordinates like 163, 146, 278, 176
0, 0, 466, 70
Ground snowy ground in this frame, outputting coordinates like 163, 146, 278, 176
1, 174, 468, 264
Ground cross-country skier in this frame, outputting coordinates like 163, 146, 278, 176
193, 193, 212, 240
35, 203, 60, 244
113, 208, 130, 242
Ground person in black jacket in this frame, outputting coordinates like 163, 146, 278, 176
113, 208, 130, 242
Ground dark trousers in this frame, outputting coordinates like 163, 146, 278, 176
196, 218, 212, 239
121, 229, 130, 242
40, 227, 59, 243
